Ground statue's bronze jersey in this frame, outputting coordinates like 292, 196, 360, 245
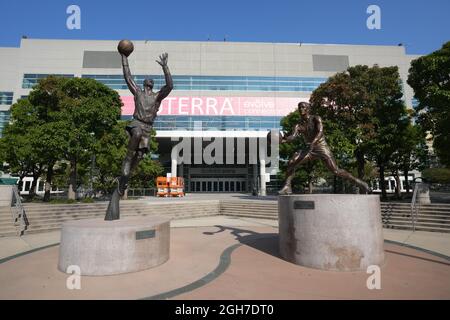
296, 115, 332, 159
133, 89, 160, 124
298, 116, 327, 145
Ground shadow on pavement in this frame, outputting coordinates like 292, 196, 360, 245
203, 225, 281, 258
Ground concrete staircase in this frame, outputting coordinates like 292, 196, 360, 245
0, 206, 18, 237
381, 202, 450, 233
220, 200, 450, 233
0, 200, 220, 236
220, 200, 278, 220
2, 198, 450, 237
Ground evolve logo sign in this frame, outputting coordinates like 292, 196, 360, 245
121, 96, 307, 117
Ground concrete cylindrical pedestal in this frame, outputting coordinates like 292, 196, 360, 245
417, 183, 431, 205
278, 194, 384, 271
58, 216, 170, 276
0, 185, 13, 207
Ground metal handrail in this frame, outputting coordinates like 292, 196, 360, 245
11, 185, 28, 236
410, 183, 420, 232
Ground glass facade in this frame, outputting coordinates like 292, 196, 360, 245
82, 74, 326, 92
122, 115, 282, 131
0, 92, 13, 105
22, 74, 74, 88
0, 111, 11, 136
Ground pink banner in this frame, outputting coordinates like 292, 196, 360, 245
121, 96, 309, 117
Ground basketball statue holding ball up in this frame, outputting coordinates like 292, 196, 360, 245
105, 40, 174, 220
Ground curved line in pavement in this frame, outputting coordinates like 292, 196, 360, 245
143, 239, 450, 300
141, 243, 242, 300
384, 239, 449, 261
0, 243, 60, 265
1, 237, 448, 300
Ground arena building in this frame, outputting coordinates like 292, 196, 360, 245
0, 38, 421, 195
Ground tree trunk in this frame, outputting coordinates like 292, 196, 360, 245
308, 179, 313, 194
379, 165, 387, 200
68, 159, 77, 200
355, 149, 365, 179
393, 170, 402, 200
333, 175, 337, 194
28, 172, 39, 201
403, 168, 410, 195
43, 164, 54, 202
18, 174, 26, 194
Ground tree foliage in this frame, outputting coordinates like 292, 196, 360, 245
422, 167, 450, 184
407, 41, 450, 167
308, 65, 416, 198
0, 76, 163, 201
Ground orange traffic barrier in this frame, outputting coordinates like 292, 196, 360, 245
156, 177, 170, 197
169, 177, 185, 197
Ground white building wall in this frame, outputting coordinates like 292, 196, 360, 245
1, 39, 420, 108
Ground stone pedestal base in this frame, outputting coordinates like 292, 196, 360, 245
58, 216, 170, 276
0, 185, 13, 207
278, 194, 384, 271
417, 183, 431, 204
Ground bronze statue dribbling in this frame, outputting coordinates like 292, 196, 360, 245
279, 102, 370, 195
105, 40, 173, 220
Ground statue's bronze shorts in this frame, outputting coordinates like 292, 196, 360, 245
126, 119, 153, 153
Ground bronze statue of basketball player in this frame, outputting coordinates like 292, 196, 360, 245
105, 41, 173, 220
279, 102, 370, 195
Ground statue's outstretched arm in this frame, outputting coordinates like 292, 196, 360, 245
121, 54, 138, 95
156, 53, 174, 102
283, 125, 300, 143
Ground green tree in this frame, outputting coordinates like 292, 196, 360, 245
408, 41, 450, 167
93, 121, 128, 195
310, 65, 410, 199
129, 128, 163, 189
389, 120, 429, 198
279, 110, 343, 193
310, 66, 372, 181
93, 122, 163, 195
422, 167, 450, 184
130, 156, 164, 189
56, 78, 122, 199
0, 76, 124, 201
0, 98, 48, 199
363, 67, 409, 200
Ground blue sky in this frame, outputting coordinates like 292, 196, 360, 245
0, 0, 449, 54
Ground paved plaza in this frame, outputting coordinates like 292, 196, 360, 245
0, 214, 449, 300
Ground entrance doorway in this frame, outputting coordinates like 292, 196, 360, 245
190, 178, 247, 192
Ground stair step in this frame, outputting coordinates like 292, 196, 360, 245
382, 213, 450, 219
0, 232, 19, 237
24, 212, 218, 233
218, 213, 278, 220
381, 205, 450, 210
24, 205, 218, 214
381, 207, 450, 213
383, 220, 450, 228
221, 209, 277, 214
26, 212, 216, 225
26, 211, 218, 222
383, 224, 450, 233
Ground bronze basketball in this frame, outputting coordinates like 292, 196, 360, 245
117, 39, 134, 57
